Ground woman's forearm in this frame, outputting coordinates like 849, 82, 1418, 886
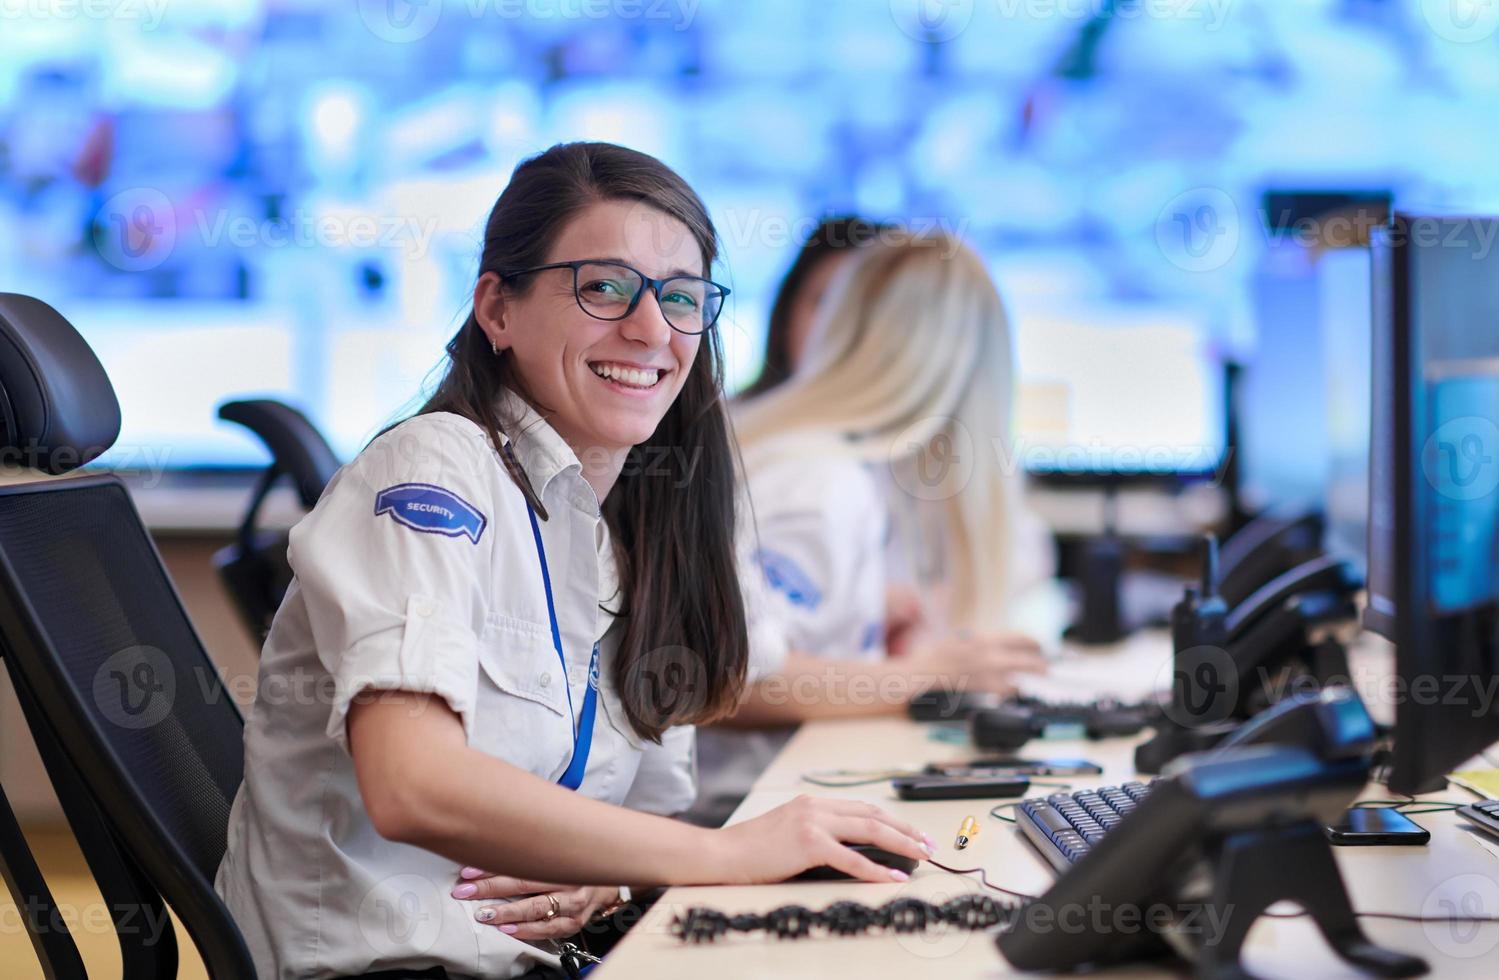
349, 694, 727, 888
719, 651, 923, 725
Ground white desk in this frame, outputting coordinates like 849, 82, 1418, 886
597, 633, 1499, 979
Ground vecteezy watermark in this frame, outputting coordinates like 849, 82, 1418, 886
193, 209, 439, 260
994, 0, 1234, 29
715, 210, 969, 259
1372, 214, 1499, 259
889, 0, 975, 42
623, 645, 709, 728
356, 0, 445, 41
0, 439, 173, 486
1153, 645, 1240, 728
999, 439, 1232, 485
894, 884, 983, 960
1155, 187, 1240, 273
889, 0, 1234, 42
1265, 666, 1499, 721
0, 0, 170, 30
93, 187, 176, 273
1419, 0, 1499, 44
356, 0, 701, 42
0, 897, 173, 945
887, 417, 978, 503
93, 645, 177, 730
93, 188, 441, 273
358, 873, 446, 957
1421, 873, 1499, 958
884, 424, 1234, 502
1423, 415, 1499, 503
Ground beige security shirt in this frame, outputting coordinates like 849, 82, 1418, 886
215, 395, 695, 979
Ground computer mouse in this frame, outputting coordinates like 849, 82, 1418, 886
790, 845, 921, 882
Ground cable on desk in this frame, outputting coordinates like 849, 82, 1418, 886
925, 858, 1039, 901
988, 802, 1019, 824
1349, 796, 1469, 816
799, 769, 919, 787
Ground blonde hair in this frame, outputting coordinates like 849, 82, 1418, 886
735, 231, 1017, 631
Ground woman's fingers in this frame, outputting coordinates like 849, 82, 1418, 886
453, 874, 562, 901
504, 915, 588, 940
474, 887, 593, 928
816, 839, 915, 883
829, 800, 930, 849
830, 814, 931, 865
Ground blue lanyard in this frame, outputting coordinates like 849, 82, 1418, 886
521, 494, 600, 791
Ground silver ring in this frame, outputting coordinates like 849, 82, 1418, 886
544, 893, 560, 920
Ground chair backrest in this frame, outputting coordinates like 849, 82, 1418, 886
0, 294, 257, 978
218, 398, 340, 510
214, 398, 341, 642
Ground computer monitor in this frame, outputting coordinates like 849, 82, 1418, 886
1371, 212, 1499, 795
1237, 190, 1390, 516
1012, 300, 1225, 481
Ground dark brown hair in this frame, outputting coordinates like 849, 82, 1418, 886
378, 142, 747, 741
739, 215, 888, 399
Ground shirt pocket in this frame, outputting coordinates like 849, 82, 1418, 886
473, 615, 575, 779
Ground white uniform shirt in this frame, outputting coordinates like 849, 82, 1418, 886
694, 442, 886, 812
215, 395, 695, 979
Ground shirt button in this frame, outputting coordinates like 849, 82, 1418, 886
539, 672, 551, 688
413, 597, 435, 616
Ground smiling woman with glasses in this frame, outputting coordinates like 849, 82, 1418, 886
215, 141, 930, 980
499, 259, 729, 335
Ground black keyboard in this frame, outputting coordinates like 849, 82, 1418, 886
1458, 799, 1499, 842
1016, 782, 1155, 871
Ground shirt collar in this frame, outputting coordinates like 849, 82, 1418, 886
495, 388, 596, 512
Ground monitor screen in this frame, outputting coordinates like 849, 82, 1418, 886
1012, 301, 1223, 476
1375, 213, 1499, 794
4, 5, 1492, 470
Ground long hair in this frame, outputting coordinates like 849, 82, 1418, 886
739, 215, 888, 400
376, 142, 747, 742
733, 231, 1017, 631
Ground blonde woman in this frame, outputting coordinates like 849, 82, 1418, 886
692, 231, 1049, 819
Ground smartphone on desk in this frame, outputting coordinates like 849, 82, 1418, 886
893, 775, 1031, 800
925, 757, 1103, 778
1324, 807, 1430, 846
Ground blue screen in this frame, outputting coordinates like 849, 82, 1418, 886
3, 1, 1497, 469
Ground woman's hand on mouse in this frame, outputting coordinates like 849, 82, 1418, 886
910, 632, 1047, 697
711, 795, 934, 884
452, 870, 620, 940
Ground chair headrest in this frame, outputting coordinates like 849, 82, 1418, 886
0, 294, 121, 474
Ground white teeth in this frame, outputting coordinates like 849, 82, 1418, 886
591, 363, 661, 388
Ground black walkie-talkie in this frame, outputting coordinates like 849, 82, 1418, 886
1135, 535, 1239, 773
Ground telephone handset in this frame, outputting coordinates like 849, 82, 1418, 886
1136, 541, 1363, 774
1225, 554, 1361, 642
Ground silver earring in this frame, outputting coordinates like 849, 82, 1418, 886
490, 340, 500, 355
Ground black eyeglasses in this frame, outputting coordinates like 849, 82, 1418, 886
499, 260, 729, 336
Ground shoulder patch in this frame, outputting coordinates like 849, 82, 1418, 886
374, 483, 487, 544
755, 548, 822, 610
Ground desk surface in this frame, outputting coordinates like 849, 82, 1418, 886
597, 633, 1499, 979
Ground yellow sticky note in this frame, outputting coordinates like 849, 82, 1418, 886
1449, 769, 1499, 800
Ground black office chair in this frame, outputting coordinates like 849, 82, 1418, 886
0, 293, 257, 978
213, 398, 340, 643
